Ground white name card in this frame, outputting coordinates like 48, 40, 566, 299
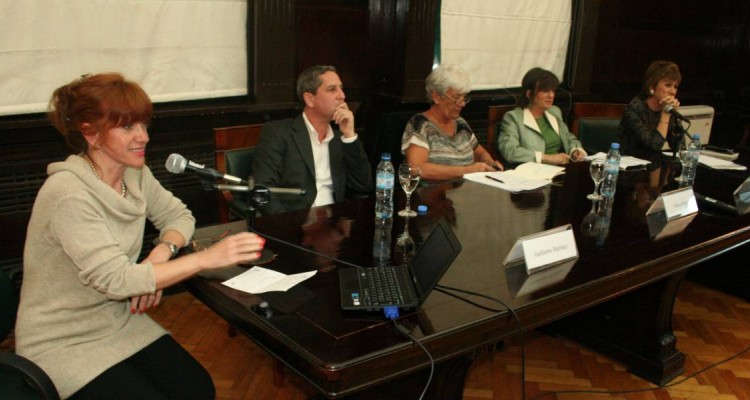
504, 224, 579, 274
647, 186, 698, 220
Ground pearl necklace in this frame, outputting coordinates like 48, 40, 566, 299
82, 155, 127, 198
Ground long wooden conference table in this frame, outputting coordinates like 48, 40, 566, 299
184, 158, 750, 399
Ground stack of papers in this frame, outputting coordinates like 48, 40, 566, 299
464, 162, 563, 192
698, 154, 747, 171
701, 149, 739, 161
585, 152, 651, 170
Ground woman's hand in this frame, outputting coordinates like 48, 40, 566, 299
198, 232, 266, 270
542, 153, 571, 165
659, 95, 680, 112
485, 160, 504, 171
571, 149, 586, 162
469, 162, 499, 173
131, 291, 162, 314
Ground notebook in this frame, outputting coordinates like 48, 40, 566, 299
339, 219, 462, 311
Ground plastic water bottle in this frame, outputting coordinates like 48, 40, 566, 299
599, 143, 621, 198
372, 217, 392, 266
679, 134, 701, 186
374, 153, 395, 219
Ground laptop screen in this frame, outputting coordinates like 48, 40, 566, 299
411, 220, 462, 300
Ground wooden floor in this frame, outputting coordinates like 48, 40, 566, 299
145, 279, 750, 400
3, 279, 749, 399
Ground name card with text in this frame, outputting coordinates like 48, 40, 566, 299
647, 186, 698, 220
504, 224, 579, 274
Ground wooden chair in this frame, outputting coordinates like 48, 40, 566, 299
486, 105, 515, 161
570, 102, 626, 155
213, 124, 263, 223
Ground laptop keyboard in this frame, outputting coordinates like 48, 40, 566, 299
360, 266, 405, 306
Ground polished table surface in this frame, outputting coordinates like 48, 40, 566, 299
184, 159, 750, 398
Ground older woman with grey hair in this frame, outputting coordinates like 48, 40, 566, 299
401, 64, 502, 181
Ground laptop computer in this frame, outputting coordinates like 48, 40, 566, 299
339, 219, 462, 311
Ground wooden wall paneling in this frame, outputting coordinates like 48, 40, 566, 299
368, 0, 406, 96
252, 0, 296, 103
565, 0, 602, 97
295, 0, 370, 101
402, 0, 439, 101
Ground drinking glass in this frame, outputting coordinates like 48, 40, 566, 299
586, 160, 605, 201
675, 138, 689, 183
580, 200, 599, 237
398, 163, 421, 217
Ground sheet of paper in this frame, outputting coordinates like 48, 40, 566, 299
510, 162, 565, 180
222, 266, 317, 294
464, 171, 549, 192
585, 152, 651, 170
697, 154, 747, 171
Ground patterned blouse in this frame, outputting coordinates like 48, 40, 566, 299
401, 114, 478, 166
618, 96, 683, 168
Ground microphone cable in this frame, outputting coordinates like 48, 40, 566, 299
247, 224, 438, 399
434, 284, 526, 400
392, 320, 434, 400
245, 225, 366, 270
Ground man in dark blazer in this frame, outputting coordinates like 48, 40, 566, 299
251, 65, 373, 215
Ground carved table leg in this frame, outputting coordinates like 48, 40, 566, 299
550, 271, 687, 385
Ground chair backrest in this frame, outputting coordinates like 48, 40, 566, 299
213, 124, 264, 222
571, 103, 626, 155
0, 272, 60, 400
0, 271, 17, 342
486, 105, 515, 160
214, 124, 264, 175
578, 118, 622, 155
570, 102, 626, 134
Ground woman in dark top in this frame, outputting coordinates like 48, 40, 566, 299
619, 60, 685, 170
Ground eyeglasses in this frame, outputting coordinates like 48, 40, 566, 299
442, 93, 471, 105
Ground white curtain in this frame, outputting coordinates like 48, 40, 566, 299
440, 0, 572, 90
0, 0, 247, 116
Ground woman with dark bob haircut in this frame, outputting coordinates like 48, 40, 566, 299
16, 73, 265, 399
496, 67, 586, 166
618, 60, 684, 170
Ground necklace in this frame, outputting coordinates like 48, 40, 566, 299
82, 154, 127, 198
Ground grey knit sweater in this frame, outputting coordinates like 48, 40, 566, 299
16, 155, 195, 398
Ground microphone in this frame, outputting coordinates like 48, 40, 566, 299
663, 104, 690, 122
165, 153, 246, 184
695, 192, 737, 214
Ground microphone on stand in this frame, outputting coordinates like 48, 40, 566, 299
167, 155, 307, 266
663, 104, 689, 122
165, 153, 247, 184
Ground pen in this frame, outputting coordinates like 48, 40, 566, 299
485, 175, 505, 184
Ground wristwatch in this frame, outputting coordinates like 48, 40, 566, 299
159, 240, 179, 258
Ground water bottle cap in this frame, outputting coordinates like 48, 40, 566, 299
610, 142, 620, 149
692, 134, 700, 140
381, 153, 391, 160
417, 205, 428, 214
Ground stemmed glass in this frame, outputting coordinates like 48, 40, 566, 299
398, 163, 421, 217
396, 217, 416, 263
580, 200, 599, 237
586, 160, 605, 201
